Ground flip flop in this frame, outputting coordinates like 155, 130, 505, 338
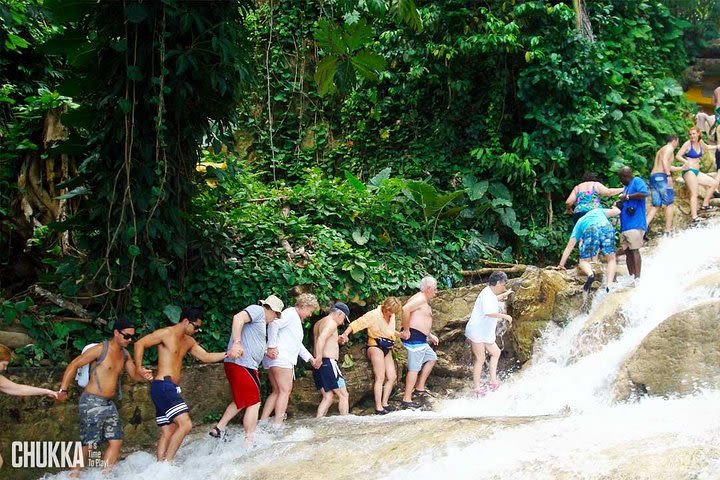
473, 386, 488, 397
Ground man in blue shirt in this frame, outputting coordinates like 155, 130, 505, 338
558, 206, 621, 292
618, 167, 649, 279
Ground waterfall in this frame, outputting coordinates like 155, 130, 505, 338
44, 222, 720, 480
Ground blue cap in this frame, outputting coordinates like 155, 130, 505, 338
333, 302, 350, 321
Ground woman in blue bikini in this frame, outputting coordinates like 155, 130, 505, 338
676, 127, 719, 221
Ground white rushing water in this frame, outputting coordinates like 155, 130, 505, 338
45, 222, 720, 480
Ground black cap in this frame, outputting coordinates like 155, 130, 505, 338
333, 302, 350, 321
113, 316, 135, 332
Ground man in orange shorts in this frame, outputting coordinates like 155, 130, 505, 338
209, 295, 284, 442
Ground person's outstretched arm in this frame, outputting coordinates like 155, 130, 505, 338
558, 237, 577, 269
189, 340, 226, 363
0, 375, 57, 399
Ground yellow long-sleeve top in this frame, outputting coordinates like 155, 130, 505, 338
349, 306, 397, 346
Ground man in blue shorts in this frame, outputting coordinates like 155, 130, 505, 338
134, 307, 226, 462
646, 135, 681, 233
558, 206, 621, 292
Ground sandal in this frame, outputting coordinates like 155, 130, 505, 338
414, 389, 434, 398
700, 205, 712, 211
473, 386, 487, 398
692, 217, 703, 223
209, 426, 226, 439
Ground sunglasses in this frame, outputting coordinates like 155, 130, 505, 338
118, 331, 137, 341
189, 321, 202, 333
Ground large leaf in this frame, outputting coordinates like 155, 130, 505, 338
368, 167, 392, 189
163, 305, 182, 324
403, 181, 465, 217
343, 19, 374, 51
314, 56, 339, 96
350, 266, 365, 283
488, 181, 513, 201
314, 19, 347, 55
462, 174, 489, 201
344, 170, 367, 192
350, 50, 387, 82
392, 0, 423, 32
352, 228, 370, 245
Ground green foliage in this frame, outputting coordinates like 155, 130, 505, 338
0, 0, 712, 367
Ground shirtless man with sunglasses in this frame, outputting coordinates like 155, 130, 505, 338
57, 316, 151, 476
134, 307, 226, 462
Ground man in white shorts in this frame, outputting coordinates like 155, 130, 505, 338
465, 271, 513, 394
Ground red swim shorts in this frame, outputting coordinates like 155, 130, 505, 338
224, 362, 261, 409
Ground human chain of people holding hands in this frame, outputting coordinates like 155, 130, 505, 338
0, 273, 520, 475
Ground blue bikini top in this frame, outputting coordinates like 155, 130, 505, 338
686, 143, 703, 159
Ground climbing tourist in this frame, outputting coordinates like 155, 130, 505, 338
0, 344, 58, 398
558, 206, 621, 291
676, 127, 719, 222
646, 135, 682, 233
56, 317, 151, 475
260, 293, 320, 427
133, 307, 226, 462
565, 172, 624, 224
311, 302, 351, 418
618, 167, 649, 279
399, 276, 439, 409
339, 297, 403, 415
465, 271, 513, 394
209, 295, 284, 442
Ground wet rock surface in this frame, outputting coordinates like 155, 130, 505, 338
614, 300, 720, 400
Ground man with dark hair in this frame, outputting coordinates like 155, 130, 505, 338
646, 135, 682, 233
134, 307, 226, 462
465, 272, 513, 394
618, 167, 649, 279
57, 317, 151, 475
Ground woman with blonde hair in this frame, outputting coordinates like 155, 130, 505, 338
676, 126, 719, 221
0, 344, 58, 398
260, 293, 319, 427
339, 297, 402, 415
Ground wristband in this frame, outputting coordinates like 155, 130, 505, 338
60, 389, 68, 393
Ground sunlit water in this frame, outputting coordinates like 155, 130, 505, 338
46, 223, 720, 480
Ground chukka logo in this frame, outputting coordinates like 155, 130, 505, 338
11, 442, 83, 468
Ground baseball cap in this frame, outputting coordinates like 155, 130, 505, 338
113, 316, 135, 332
260, 295, 284, 314
333, 302, 350, 321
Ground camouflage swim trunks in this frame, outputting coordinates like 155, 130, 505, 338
79, 392, 122, 446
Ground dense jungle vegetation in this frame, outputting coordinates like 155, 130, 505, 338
1, 0, 718, 364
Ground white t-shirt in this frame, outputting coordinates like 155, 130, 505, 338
465, 286, 500, 344
262, 307, 312, 369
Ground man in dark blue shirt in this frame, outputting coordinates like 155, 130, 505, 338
618, 167, 649, 279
